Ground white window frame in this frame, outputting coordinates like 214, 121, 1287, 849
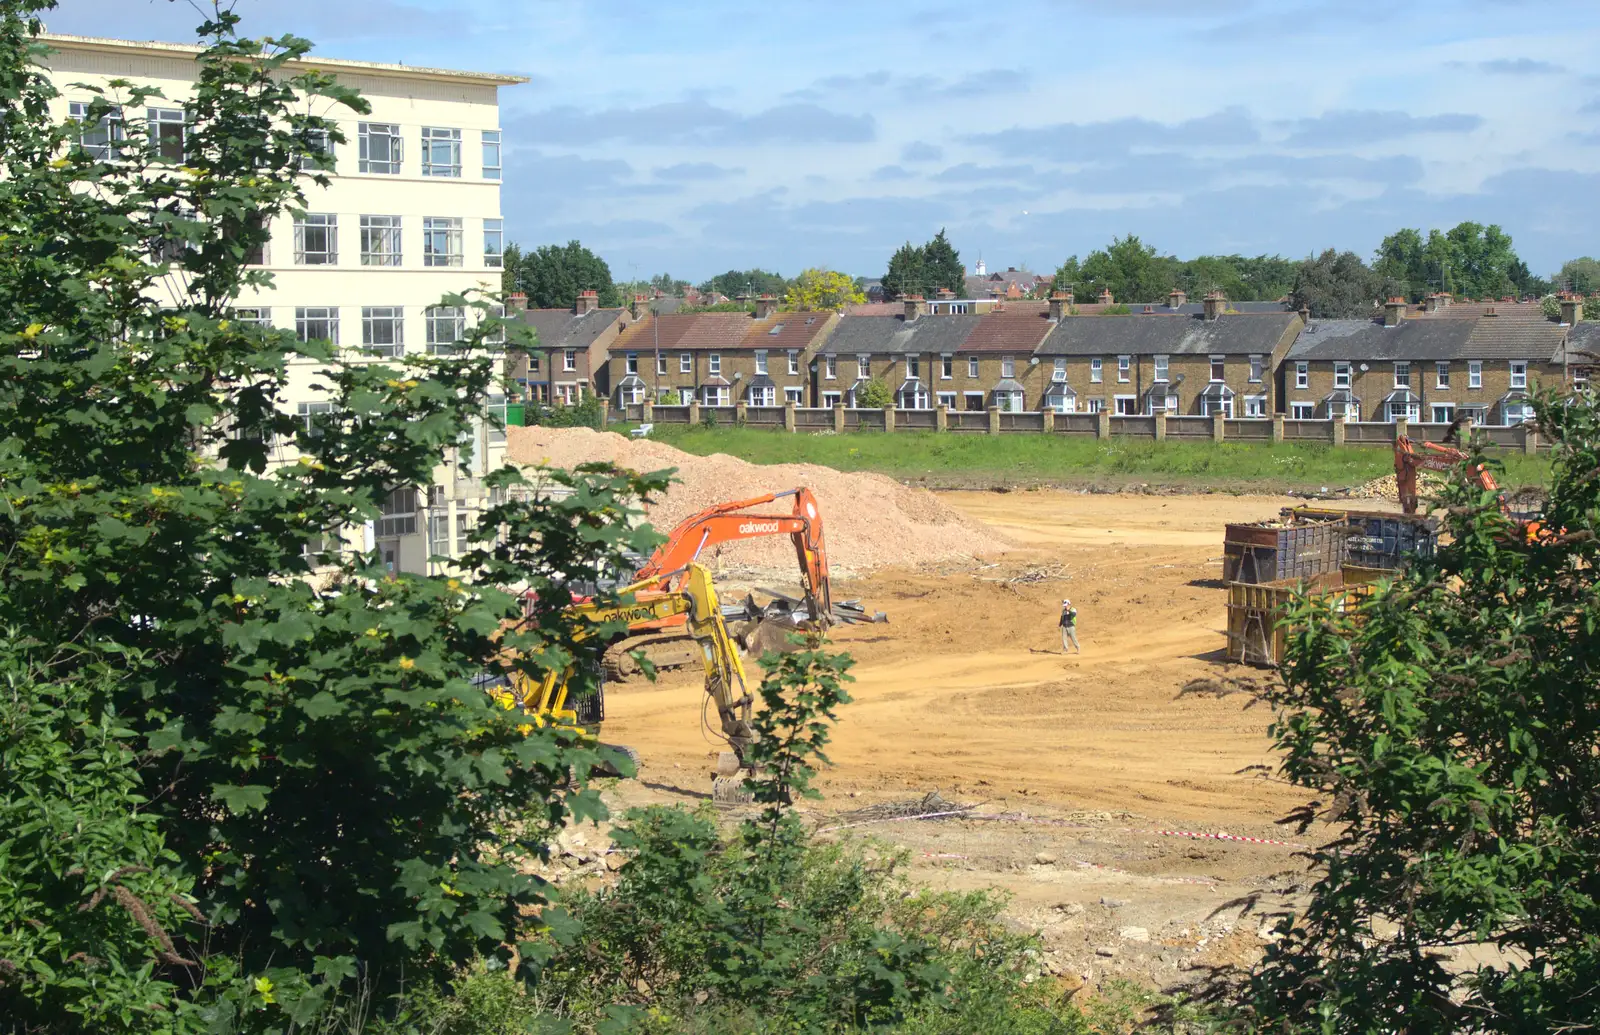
784, 386, 804, 405
625, 352, 639, 375
482, 129, 502, 180
1118, 355, 1131, 382
941, 354, 954, 380
1290, 402, 1315, 419
147, 106, 186, 161
377, 488, 418, 539
787, 350, 799, 375
360, 306, 403, 358
1243, 394, 1267, 418
1210, 356, 1225, 383
1090, 357, 1103, 383
296, 400, 335, 437
358, 122, 403, 174
484, 218, 504, 268
295, 306, 339, 345
1509, 360, 1527, 389
1334, 362, 1351, 389
1469, 360, 1483, 389
1052, 357, 1067, 382
709, 353, 722, 376
426, 307, 465, 356
937, 391, 957, 408
906, 354, 921, 379
967, 356, 979, 378
293, 213, 338, 265
423, 217, 463, 267
822, 390, 842, 407
1000, 355, 1016, 378
749, 384, 776, 406
1394, 361, 1411, 389
563, 349, 578, 372
359, 215, 401, 267
1294, 361, 1308, 389
69, 100, 124, 160
1431, 403, 1455, 424
754, 350, 768, 375
1249, 354, 1264, 383
656, 353, 668, 375
680, 352, 692, 374
824, 355, 837, 379
1114, 394, 1138, 415
856, 354, 870, 379
1435, 361, 1450, 389
421, 126, 463, 177
1153, 355, 1169, 383
1084, 398, 1105, 414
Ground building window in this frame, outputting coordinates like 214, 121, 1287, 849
1290, 402, 1315, 419
825, 355, 837, 379
907, 354, 921, 378
822, 391, 841, 407
1053, 357, 1067, 382
421, 126, 462, 177
1294, 361, 1308, 388
856, 354, 870, 379
1243, 395, 1267, 417
1115, 395, 1138, 415
680, 352, 692, 374
708, 353, 722, 376
785, 386, 804, 404
1334, 362, 1351, 389
358, 122, 403, 174
1001, 355, 1016, 378
69, 100, 124, 160
1090, 358, 1103, 383
788, 350, 799, 375
423, 217, 463, 267
295, 306, 339, 344
425, 306, 464, 355
755, 350, 768, 375
147, 107, 186, 161
484, 219, 504, 268
1118, 355, 1131, 382
359, 215, 402, 267
296, 400, 335, 437
232, 307, 270, 328
481, 304, 506, 349
1510, 360, 1527, 389
361, 306, 403, 357
376, 488, 418, 538
968, 356, 979, 378
625, 352, 639, 375
482, 130, 502, 180
1469, 361, 1482, 388
1432, 403, 1455, 424
1084, 398, 1105, 414
750, 384, 776, 406
1394, 362, 1411, 388
1435, 362, 1450, 389
300, 128, 333, 171
293, 213, 338, 265
941, 354, 953, 379
1249, 355, 1263, 383
1213, 356, 1228, 383
427, 512, 452, 560
1153, 355, 1169, 382
563, 349, 577, 372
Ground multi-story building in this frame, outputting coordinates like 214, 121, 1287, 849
509, 291, 639, 404
40, 32, 527, 574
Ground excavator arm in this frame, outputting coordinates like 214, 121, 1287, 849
1394, 436, 1500, 515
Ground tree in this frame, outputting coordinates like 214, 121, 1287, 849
1076, 234, 1176, 303
783, 268, 865, 312
508, 239, 622, 309
700, 268, 787, 299
881, 241, 926, 300
1375, 222, 1528, 301
1233, 392, 1600, 1032
880, 230, 964, 299
1289, 249, 1389, 318
1051, 255, 1083, 296
0, 5, 659, 1026
855, 378, 892, 407
1556, 256, 1600, 295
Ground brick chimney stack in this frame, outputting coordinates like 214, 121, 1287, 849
1168, 289, 1187, 309
1561, 295, 1584, 326
1048, 292, 1071, 322
1098, 288, 1114, 306
576, 289, 599, 315
1384, 297, 1406, 327
903, 294, 927, 322
1203, 291, 1225, 322
934, 287, 956, 301
631, 293, 648, 319
507, 292, 528, 312
1298, 305, 1311, 325
754, 294, 778, 319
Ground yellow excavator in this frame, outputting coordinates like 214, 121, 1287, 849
486, 562, 758, 803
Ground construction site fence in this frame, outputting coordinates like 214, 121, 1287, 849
613, 402, 1549, 451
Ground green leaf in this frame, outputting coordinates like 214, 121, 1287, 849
211, 783, 271, 814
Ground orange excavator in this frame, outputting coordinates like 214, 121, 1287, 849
1395, 426, 1552, 542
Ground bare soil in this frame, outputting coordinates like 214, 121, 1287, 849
569, 489, 1385, 992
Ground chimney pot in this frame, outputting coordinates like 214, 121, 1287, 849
1098, 288, 1114, 305
903, 294, 927, 322
754, 294, 778, 319
1048, 292, 1071, 322
507, 292, 528, 312
1203, 291, 1225, 321
576, 289, 600, 314
1168, 289, 1187, 309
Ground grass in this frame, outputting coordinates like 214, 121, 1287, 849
636, 425, 1552, 493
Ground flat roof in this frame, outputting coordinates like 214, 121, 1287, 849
38, 32, 530, 86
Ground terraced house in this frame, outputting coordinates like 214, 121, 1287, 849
1031, 293, 1304, 416
1281, 298, 1570, 425
810, 298, 983, 409
605, 296, 837, 407
509, 291, 638, 404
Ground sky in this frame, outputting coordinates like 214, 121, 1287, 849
44, 0, 1600, 283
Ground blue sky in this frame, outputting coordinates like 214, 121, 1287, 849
46, 0, 1600, 282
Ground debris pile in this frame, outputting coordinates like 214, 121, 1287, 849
834, 790, 978, 824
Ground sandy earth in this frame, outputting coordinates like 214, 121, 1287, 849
553, 489, 1377, 991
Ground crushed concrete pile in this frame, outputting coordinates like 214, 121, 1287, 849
506, 426, 1001, 573
1353, 474, 1399, 502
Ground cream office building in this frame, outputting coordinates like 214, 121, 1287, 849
39, 33, 527, 575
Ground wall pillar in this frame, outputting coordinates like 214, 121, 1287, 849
735, 401, 748, 425
883, 405, 896, 434
1153, 411, 1166, 441
832, 403, 845, 434
1211, 412, 1225, 443
1522, 422, 1538, 455
783, 401, 797, 432
688, 400, 701, 426
987, 406, 1002, 435
1460, 417, 1475, 448
642, 399, 654, 424
1271, 413, 1284, 443
597, 399, 610, 429
1331, 417, 1345, 447
1393, 416, 1408, 443
1096, 410, 1112, 439
1040, 407, 1054, 434
935, 404, 948, 432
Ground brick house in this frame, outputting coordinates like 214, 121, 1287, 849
1281, 299, 1568, 425
812, 298, 982, 408
605, 296, 837, 406
508, 290, 636, 404
1032, 293, 1303, 416
952, 306, 1058, 411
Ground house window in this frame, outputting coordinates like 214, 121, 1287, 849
749, 384, 775, 406
941, 354, 953, 379
1053, 357, 1067, 382
788, 350, 799, 375
1469, 361, 1482, 389
484, 219, 504, 268
361, 306, 403, 357
907, 354, 921, 378
1294, 361, 1308, 388
563, 349, 577, 372
656, 353, 668, 375
680, 352, 692, 373
1118, 355, 1131, 382
1001, 355, 1016, 378
359, 215, 402, 266
1213, 356, 1228, 383
1290, 402, 1315, 419
233, 307, 270, 328
1436, 362, 1450, 389
1388, 397, 1420, 423
376, 488, 418, 538
964, 391, 986, 411
937, 391, 957, 408
146, 107, 186, 161
482, 130, 502, 180
1114, 395, 1138, 415
1510, 360, 1527, 389
293, 214, 337, 265
296, 400, 335, 437
300, 128, 333, 171
1249, 355, 1263, 383
1090, 358, 1103, 383
1244, 395, 1267, 418
702, 385, 730, 406
69, 100, 124, 160
1084, 398, 1105, 414
421, 126, 462, 177
708, 353, 722, 375
755, 350, 768, 375
625, 352, 639, 375
423, 217, 463, 267
485, 394, 509, 445
358, 123, 403, 174
294, 306, 339, 344
824, 355, 837, 379
426, 307, 464, 355
857, 355, 870, 379
968, 356, 979, 378
1153, 355, 1169, 382
1394, 362, 1411, 388
1432, 403, 1455, 424
1334, 362, 1351, 389
822, 390, 841, 407
785, 386, 804, 404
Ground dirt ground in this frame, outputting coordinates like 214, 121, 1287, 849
579, 489, 1376, 992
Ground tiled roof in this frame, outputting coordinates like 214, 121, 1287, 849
1464, 312, 1566, 361
520, 308, 630, 352
957, 313, 1055, 353
817, 314, 982, 356
1415, 301, 1548, 321
612, 312, 753, 352
844, 301, 903, 316
1286, 318, 1475, 361
1558, 321, 1600, 364
739, 311, 837, 349
1039, 313, 1299, 357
